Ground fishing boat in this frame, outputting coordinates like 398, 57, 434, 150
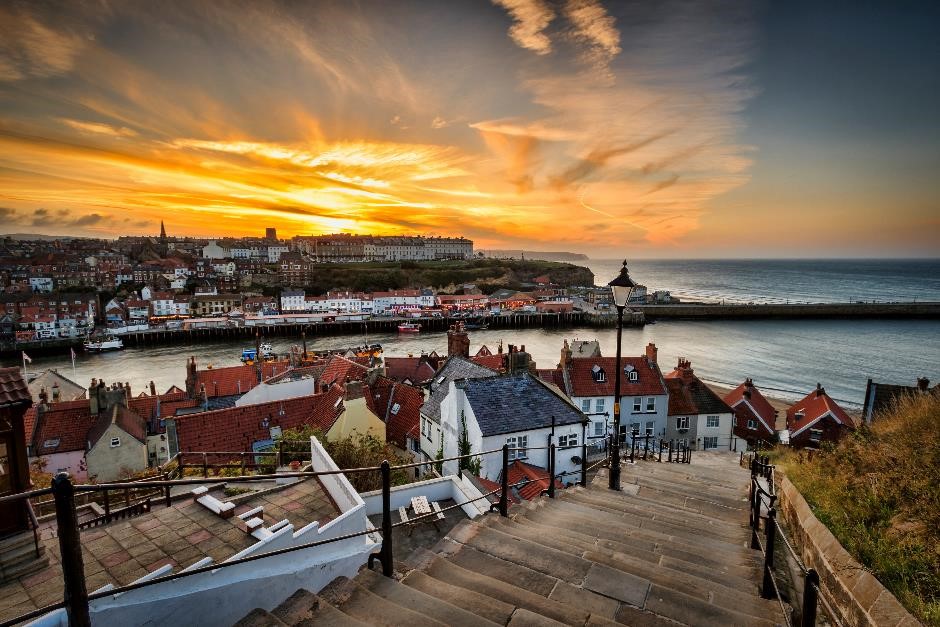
464, 322, 489, 331
242, 342, 275, 363
83, 336, 124, 352
397, 322, 421, 333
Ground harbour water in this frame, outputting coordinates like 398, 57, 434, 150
5, 259, 937, 409
10, 319, 938, 409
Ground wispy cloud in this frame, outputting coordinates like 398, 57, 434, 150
563, 0, 621, 73
491, 0, 556, 55
60, 118, 138, 138
0, 6, 86, 81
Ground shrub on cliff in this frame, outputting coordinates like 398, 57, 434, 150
771, 392, 939, 624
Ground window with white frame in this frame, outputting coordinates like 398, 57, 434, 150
110, 437, 121, 447
703, 436, 718, 449
595, 398, 605, 414
629, 370, 638, 381
630, 422, 640, 435
594, 421, 604, 437
645, 421, 654, 435
581, 399, 591, 412
676, 416, 690, 430
646, 397, 655, 412
809, 429, 822, 443
747, 419, 757, 430
558, 433, 579, 448
507, 435, 528, 459
706, 415, 720, 428
632, 397, 642, 412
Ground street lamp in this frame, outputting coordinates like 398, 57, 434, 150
608, 259, 636, 490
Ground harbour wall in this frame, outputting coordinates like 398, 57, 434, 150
2, 302, 937, 357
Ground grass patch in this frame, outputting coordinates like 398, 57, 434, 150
768, 393, 939, 625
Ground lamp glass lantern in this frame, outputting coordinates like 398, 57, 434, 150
608, 260, 637, 307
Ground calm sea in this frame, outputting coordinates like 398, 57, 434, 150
6, 259, 938, 409
586, 258, 940, 305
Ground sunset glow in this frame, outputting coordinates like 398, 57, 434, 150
0, 1, 937, 256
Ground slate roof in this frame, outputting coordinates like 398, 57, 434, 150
787, 385, 854, 436
565, 356, 666, 398
172, 386, 346, 452
422, 357, 498, 424
26, 369, 86, 403
463, 373, 584, 437
0, 367, 31, 407
383, 357, 436, 385
664, 375, 734, 417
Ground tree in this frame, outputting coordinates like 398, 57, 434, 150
457, 411, 481, 476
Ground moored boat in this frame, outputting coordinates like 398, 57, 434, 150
397, 322, 421, 333
83, 336, 124, 352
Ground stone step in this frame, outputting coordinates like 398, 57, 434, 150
645, 583, 779, 627
624, 461, 748, 488
232, 608, 288, 627
492, 513, 758, 585
318, 576, 448, 627
517, 502, 755, 565
270, 589, 319, 625
0, 542, 46, 570
538, 498, 752, 552
563, 488, 744, 530
401, 567, 516, 625
0, 553, 50, 584
582, 549, 779, 622
421, 552, 590, 625
617, 474, 748, 509
356, 568, 498, 627
507, 607, 568, 627
580, 479, 747, 518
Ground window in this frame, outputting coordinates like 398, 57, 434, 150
110, 437, 121, 448
591, 365, 606, 382
581, 399, 591, 412
595, 399, 605, 414
630, 422, 640, 436
632, 398, 642, 412
676, 416, 690, 430
507, 435, 528, 459
809, 429, 822, 443
629, 371, 638, 381
645, 421, 654, 435
706, 415, 720, 428
703, 436, 718, 449
747, 419, 757, 430
645, 397, 655, 412
594, 421, 604, 437
558, 433, 578, 448
391, 403, 401, 415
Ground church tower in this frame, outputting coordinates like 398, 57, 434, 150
160, 220, 167, 240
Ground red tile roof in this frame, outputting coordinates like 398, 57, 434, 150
383, 357, 436, 384
506, 460, 563, 502
786, 385, 854, 437
0, 367, 31, 406
471, 354, 505, 371
24, 399, 93, 454
565, 356, 665, 398
318, 355, 369, 387
476, 475, 520, 505
723, 379, 776, 433
193, 361, 290, 398
364, 376, 424, 449
535, 369, 568, 394
172, 386, 346, 453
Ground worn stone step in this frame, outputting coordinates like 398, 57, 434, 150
319, 576, 448, 627
645, 583, 778, 627
618, 476, 747, 510
614, 603, 688, 627
270, 589, 319, 625
401, 567, 516, 625
421, 552, 590, 625
0, 554, 50, 583
583, 550, 779, 621
507, 607, 568, 627
562, 489, 744, 533
499, 513, 757, 584
356, 568, 498, 627
624, 464, 747, 490
0, 532, 35, 553
232, 608, 288, 627
535, 498, 753, 555
574, 483, 745, 524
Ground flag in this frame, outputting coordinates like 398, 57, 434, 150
71, 347, 77, 361
22, 352, 31, 364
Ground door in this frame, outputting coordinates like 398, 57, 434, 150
0, 432, 26, 536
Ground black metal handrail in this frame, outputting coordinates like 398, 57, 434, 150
745, 454, 823, 627
24, 500, 41, 559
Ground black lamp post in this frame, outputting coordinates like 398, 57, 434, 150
608, 260, 636, 490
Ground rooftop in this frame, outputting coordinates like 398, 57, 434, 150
463, 372, 584, 437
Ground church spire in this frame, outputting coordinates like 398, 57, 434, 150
160, 220, 167, 240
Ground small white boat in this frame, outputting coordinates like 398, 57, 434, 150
397, 322, 421, 333
83, 336, 124, 352
260, 342, 275, 358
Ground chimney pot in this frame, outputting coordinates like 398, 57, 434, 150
917, 377, 930, 392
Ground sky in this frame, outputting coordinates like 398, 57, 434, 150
0, 0, 937, 258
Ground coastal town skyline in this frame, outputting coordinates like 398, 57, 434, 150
1, 1, 939, 258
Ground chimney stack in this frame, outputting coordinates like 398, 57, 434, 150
560, 339, 572, 368
149, 380, 157, 396
677, 358, 694, 384
917, 377, 930, 392
344, 380, 364, 401
51, 382, 60, 403
815, 383, 825, 397
447, 322, 470, 358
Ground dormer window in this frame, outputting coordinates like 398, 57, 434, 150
591, 365, 606, 382
629, 371, 638, 381
391, 403, 401, 415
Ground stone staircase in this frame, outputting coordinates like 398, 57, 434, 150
0, 531, 48, 584
235, 452, 784, 626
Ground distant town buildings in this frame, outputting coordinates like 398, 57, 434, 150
292, 234, 473, 262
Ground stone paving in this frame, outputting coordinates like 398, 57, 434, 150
0, 478, 337, 623
368, 498, 467, 566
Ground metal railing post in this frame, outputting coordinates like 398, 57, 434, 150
163, 473, 171, 508
802, 569, 819, 627
499, 444, 510, 516
53, 473, 90, 627
751, 482, 761, 550
103, 488, 110, 523
762, 507, 777, 598
629, 434, 635, 463
548, 444, 556, 498
668, 440, 673, 463
580, 441, 587, 487
368, 460, 394, 577
643, 434, 649, 460
659, 441, 663, 463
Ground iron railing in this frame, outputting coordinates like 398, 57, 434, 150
742, 452, 833, 627
0, 438, 607, 627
